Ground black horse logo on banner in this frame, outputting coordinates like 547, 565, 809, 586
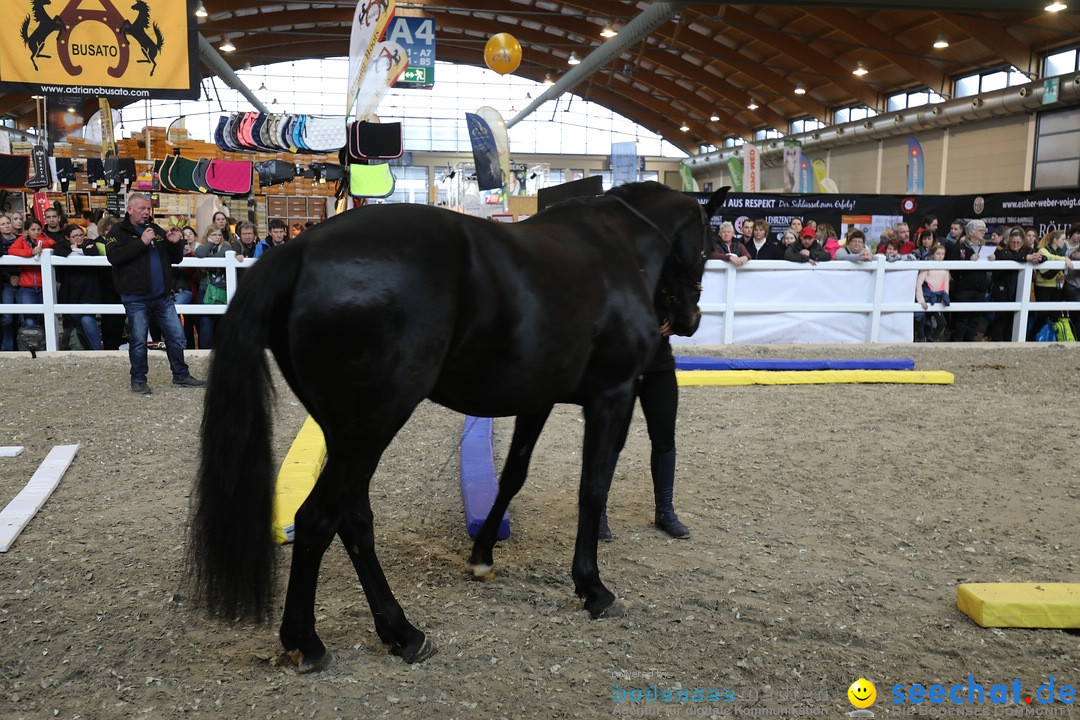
119, 0, 163, 76
21, 0, 67, 71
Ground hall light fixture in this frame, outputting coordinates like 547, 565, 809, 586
709, 113, 720, 122
258, 82, 267, 91
195, 1, 207, 18
1045, 1, 1067, 11
600, 24, 617, 38
853, 61, 868, 77
567, 51, 580, 65
680, 123, 689, 132
220, 37, 236, 52
933, 33, 949, 49
543, 72, 554, 85
747, 99, 759, 110
243, 62, 252, 71
794, 84, 806, 95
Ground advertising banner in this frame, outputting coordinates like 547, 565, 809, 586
907, 136, 925, 195
690, 190, 1080, 244
741, 143, 759, 193
725, 156, 742, 193
0, 0, 200, 100
347, 0, 395, 115
465, 112, 502, 190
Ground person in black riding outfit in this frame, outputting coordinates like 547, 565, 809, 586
597, 325, 691, 541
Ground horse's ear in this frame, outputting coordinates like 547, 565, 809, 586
704, 186, 730, 219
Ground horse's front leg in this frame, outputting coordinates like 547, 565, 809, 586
573, 387, 636, 618
467, 408, 552, 580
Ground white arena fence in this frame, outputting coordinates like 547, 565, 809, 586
1, 251, 1077, 351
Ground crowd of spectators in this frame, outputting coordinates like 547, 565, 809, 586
0, 202, 302, 352
707, 213, 1080, 342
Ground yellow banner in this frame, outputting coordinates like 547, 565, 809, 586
0, 0, 198, 98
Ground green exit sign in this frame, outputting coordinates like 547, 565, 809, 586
396, 66, 433, 88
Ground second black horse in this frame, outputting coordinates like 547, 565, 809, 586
189, 181, 727, 670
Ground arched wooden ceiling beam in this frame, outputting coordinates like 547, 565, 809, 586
718, 5, 881, 110
805, 7, 948, 92
936, 14, 1035, 74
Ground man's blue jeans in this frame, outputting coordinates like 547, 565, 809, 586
123, 293, 190, 384
1, 283, 16, 351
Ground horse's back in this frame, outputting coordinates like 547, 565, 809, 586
283, 203, 656, 419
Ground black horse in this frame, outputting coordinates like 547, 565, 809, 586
189, 181, 727, 670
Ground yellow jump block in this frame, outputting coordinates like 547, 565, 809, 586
272, 416, 326, 545
957, 583, 1080, 628
676, 369, 954, 386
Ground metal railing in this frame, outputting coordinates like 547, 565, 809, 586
1, 251, 1077, 350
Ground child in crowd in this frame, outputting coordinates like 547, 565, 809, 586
915, 244, 950, 341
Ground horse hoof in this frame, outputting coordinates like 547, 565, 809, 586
288, 648, 333, 674
585, 596, 624, 619
467, 562, 496, 582
394, 637, 438, 664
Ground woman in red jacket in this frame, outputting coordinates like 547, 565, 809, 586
6, 218, 55, 327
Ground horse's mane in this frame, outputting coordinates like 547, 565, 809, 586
531, 180, 675, 219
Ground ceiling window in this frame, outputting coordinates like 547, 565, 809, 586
723, 137, 744, 148
833, 105, 877, 125
954, 66, 1029, 98
886, 88, 947, 112
1045, 46, 1079, 77
790, 118, 824, 135
753, 128, 783, 141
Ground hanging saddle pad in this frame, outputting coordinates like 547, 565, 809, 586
292, 115, 309, 151
206, 158, 253, 195
261, 114, 284, 151
227, 113, 249, 153
157, 155, 178, 191
349, 162, 395, 198
303, 162, 343, 182
279, 115, 298, 152
192, 157, 212, 192
302, 115, 347, 154
236, 112, 258, 151
214, 115, 234, 153
249, 114, 276, 152
168, 155, 201, 193
255, 159, 296, 186
0, 153, 29, 189
348, 120, 403, 161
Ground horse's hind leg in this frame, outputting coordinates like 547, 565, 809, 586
279, 452, 358, 672
466, 408, 552, 580
337, 494, 435, 663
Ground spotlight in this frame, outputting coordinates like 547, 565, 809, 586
709, 113, 719, 122
195, 1, 207, 18
568, 51, 580, 66
220, 37, 236, 52
679, 123, 689, 132
543, 72, 554, 85
933, 33, 949, 49
1045, 1, 1067, 11
601, 24, 617, 38
794, 84, 807, 95
747, 99, 758, 110
853, 62, 868, 77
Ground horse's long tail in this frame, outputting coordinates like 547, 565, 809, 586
187, 242, 304, 623
20, 16, 29, 44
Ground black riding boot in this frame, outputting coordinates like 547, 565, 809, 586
652, 449, 690, 539
597, 451, 619, 542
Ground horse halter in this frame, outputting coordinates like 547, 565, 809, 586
610, 195, 705, 314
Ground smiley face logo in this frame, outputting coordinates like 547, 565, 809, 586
848, 678, 877, 709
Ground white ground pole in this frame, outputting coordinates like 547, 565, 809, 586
0, 444, 79, 552
0, 447, 25, 457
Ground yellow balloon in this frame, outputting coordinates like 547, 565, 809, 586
484, 33, 522, 75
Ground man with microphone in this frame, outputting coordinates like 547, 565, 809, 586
104, 193, 205, 394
